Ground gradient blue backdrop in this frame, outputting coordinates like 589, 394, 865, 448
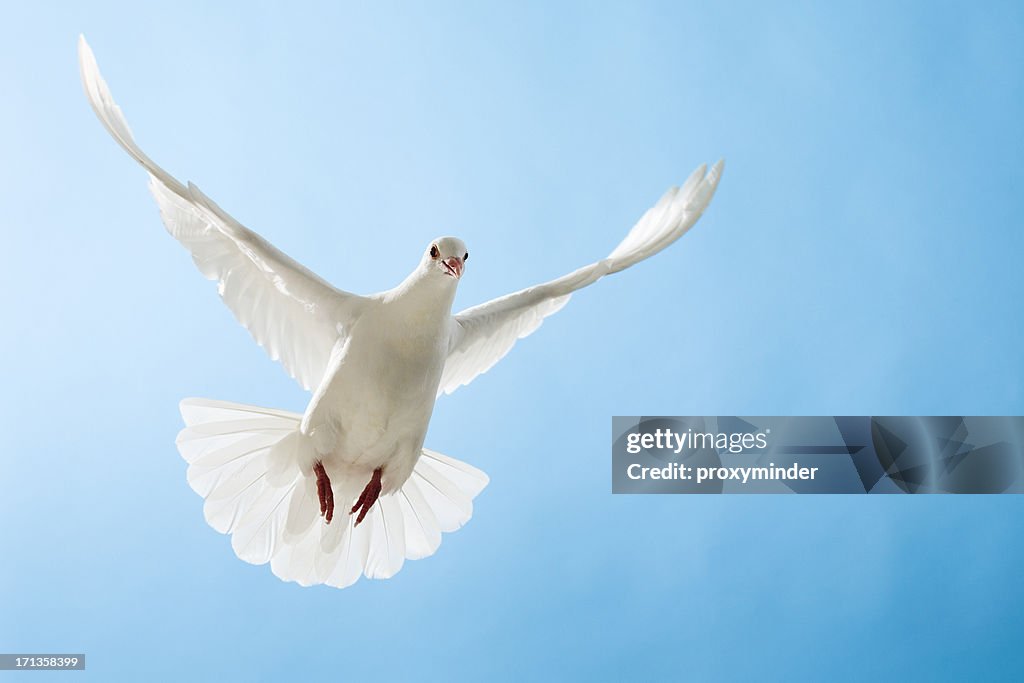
2, 1, 1023, 680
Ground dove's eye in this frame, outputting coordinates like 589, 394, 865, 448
464, 252, 469, 261
430, 245, 439, 259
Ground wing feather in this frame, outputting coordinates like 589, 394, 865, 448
438, 160, 723, 395
79, 36, 362, 391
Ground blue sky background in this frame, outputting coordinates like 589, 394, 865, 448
2, 1, 1023, 680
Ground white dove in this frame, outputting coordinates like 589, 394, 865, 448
79, 36, 724, 588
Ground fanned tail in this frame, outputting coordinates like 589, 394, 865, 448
176, 398, 489, 588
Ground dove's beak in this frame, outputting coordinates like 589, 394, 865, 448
442, 256, 464, 279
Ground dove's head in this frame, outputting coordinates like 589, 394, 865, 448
421, 236, 469, 282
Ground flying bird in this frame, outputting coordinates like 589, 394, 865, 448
78, 36, 724, 588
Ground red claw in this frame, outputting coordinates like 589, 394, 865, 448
313, 461, 334, 524
350, 468, 383, 526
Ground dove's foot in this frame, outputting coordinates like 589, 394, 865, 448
314, 461, 334, 524
350, 468, 383, 527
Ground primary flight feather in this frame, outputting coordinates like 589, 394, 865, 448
79, 35, 724, 588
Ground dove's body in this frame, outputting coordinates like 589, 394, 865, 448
79, 36, 723, 588
302, 268, 459, 494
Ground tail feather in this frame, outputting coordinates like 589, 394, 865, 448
365, 495, 407, 579
176, 398, 489, 588
410, 461, 473, 532
398, 481, 443, 560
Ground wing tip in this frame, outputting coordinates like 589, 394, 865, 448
77, 34, 100, 89
77, 34, 90, 58
702, 158, 726, 202
709, 158, 726, 183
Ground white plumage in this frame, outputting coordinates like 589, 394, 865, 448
79, 36, 723, 588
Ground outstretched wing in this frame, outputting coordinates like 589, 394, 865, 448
79, 36, 363, 392
438, 160, 724, 396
